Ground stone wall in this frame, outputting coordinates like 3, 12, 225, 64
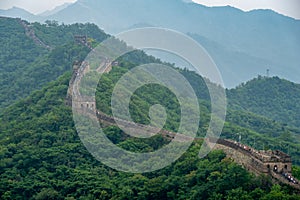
213, 143, 265, 175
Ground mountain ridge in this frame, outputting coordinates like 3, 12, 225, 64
228, 76, 300, 128
47, 0, 300, 88
1, 1, 299, 87
38, 3, 72, 17
0, 6, 37, 21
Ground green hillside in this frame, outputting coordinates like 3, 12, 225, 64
0, 17, 107, 110
93, 60, 300, 166
1, 73, 299, 199
1, 17, 300, 199
227, 76, 300, 128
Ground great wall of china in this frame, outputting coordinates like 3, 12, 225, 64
17, 18, 52, 50
65, 39, 300, 191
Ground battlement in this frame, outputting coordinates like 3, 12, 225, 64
214, 138, 292, 174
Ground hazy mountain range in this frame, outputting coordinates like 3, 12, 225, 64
1, 0, 299, 87
38, 3, 72, 17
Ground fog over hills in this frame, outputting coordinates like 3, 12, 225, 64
0, 6, 38, 21
38, 3, 72, 17
1, 0, 299, 87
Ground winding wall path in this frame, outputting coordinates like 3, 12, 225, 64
66, 59, 300, 191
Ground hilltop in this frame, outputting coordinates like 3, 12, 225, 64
228, 76, 300, 128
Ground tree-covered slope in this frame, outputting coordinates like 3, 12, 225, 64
1, 17, 300, 199
31, 20, 107, 48
1, 73, 299, 199
94, 60, 300, 165
0, 17, 46, 109
0, 17, 108, 110
227, 76, 300, 128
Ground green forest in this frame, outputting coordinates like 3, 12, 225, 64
0, 17, 108, 110
0, 17, 300, 199
227, 76, 300, 128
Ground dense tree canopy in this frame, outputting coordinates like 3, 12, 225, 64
227, 76, 300, 128
0, 17, 299, 199
0, 17, 108, 110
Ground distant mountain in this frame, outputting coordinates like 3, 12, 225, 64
38, 3, 72, 17
0, 1, 299, 87
0, 6, 37, 21
227, 76, 300, 128
188, 33, 273, 87
43, 0, 300, 88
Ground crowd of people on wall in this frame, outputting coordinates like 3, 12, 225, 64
282, 172, 298, 184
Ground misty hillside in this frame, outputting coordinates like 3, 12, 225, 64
45, 0, 300, 87
1, 0, 299, 87
0, 7, 37, 21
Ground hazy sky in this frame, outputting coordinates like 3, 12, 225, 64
0, 0, 77, 14
193, 0, 300, 19
0, 0, 299, 19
